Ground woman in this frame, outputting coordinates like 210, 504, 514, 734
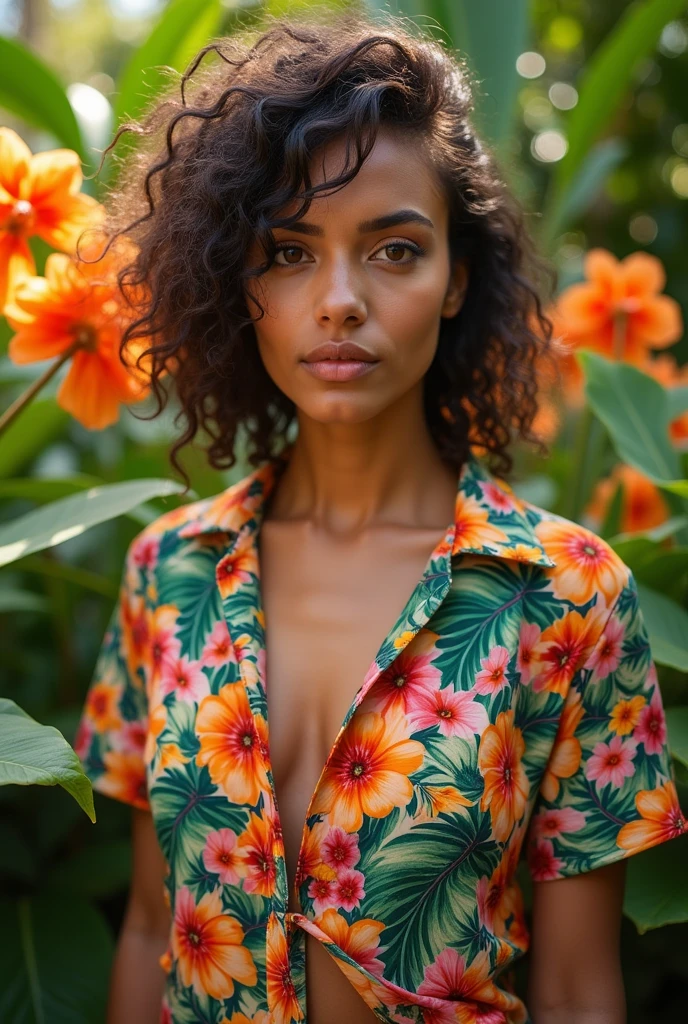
75, 11, 684, 1024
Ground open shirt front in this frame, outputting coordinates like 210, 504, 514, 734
76, 444, 685, 1024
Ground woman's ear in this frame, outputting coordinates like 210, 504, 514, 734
441, 259, 469, 319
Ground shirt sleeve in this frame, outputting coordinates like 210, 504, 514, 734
526, 569, 686, 881
74, 535, 151, 812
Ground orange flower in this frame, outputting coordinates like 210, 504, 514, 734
236, 810, 277, 897
99, 750, 148, 810
84, 679, 122, 733
216, 543, 259, 599
584, 464, 670, 535
314, 908, 386, 1001
617, 781, 686, 854
311, 710, 425, 832
540, 688, 584, 802
4, 234, 152, 429
172, 886, 256, 1000
609, 695, 646, 736
478, 710, 529, 842
451, 491, 512, 556
535, 519, 628, 607
266, 912, 303, 1023
551, 248, 682, 371
0, 126, 104, 308
196, 683, 269, 804
532, 605, 608, 697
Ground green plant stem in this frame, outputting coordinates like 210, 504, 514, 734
0, 339, 82, 439
566, 402, 595, 522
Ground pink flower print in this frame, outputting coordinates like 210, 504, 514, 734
73, 717, 93, 759
634, 691, 667, 756
159, 655, 210, 704
150, 606, 182, 682
585, 735, 637, 789
307, 876, 337, 914
410, 687, 489, 739
474, 645, 511, 696
529, 838, 565, 881
321, 826, 360, 873
644, 660, 658, 692
333, 868, 365, 912
365, 644, 442, 718
131, 534, 160, 571
588, 613, 624, 682
203, 828, 242, 885
118, 719, 147, 755
517, 622, 540, 685
531, 806, 586, 840
481, 481, 516, 515
201, 620, 236, 668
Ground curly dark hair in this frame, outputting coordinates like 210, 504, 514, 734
87, 8, 560, 494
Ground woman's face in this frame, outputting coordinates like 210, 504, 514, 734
244, 129, 468, 425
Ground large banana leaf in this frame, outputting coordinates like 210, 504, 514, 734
542, 0, 688, 243
0, 478, 188, 568
0, 699, 94, 822
579, 352, 688, 498
0, 36, 84, 157
107, 0, 224, 185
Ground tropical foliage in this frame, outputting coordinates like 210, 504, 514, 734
0, 1, 687, 1020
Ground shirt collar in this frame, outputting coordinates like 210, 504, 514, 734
178, 442, 556, 569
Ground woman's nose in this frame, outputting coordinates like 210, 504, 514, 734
313, 264, 367, 328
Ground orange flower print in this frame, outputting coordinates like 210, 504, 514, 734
478, 710, 529, 842
196, 683, 269, 805
552, 248, 682, 367
236, 811, 277, 897
517, 622, 541, 686
172, 886, 257, 1000
311, 710, 425, 831
220, 1012, 270, 1024
609, 695, 646, 736
0, 126, 104, 308
617, 781, 686, 854
84, 680, 122, 733
535, 519, 628, 607
476, 847, 519, 937
417, 948, 507, 1020
99, 750, 148, 810
266, 912, 303, 1023
216, 544, 258, 599
451, 491, 511, 556
5, 239, 152, 429
313, 908, 386, 1003
540, 687, 584, 802
532, 606, 605, 697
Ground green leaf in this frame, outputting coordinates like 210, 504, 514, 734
544, 0, 687, 238
47, 839, 132, 898
636, 583, 688, 672
109, 0, 223, 182
579, 352, 685, 493
668, 385, 688, 420
0, 478, 188, 568
0, 37, 84, 156
0, 699, 95, 822
0, 475, 105, 501
0, 891, 113, 1024
624, 834, 688, 932
0, 589, 48, 614
0, 400, 69, 480
545, 137, 630, 240
666, 707, 688, 770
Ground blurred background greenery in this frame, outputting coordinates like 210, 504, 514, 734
1, 1, 687, 1021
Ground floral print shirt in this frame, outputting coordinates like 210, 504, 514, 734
76, 444, 685, 1024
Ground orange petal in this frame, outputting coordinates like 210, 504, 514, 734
620, 251, 666, 297
35, 192, 105, 253
630, 294, 683, 348
583, 249, 624, 303
0, 127, 31, 201
0, 233, 35, 313
27, 148, 84, 204
57, 349, 123, 429
7, 322, 75, 363
556, 282, 610, 335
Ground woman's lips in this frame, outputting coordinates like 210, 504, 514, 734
300, 359, 380, 382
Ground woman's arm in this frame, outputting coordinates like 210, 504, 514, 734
527, 860, 627, 1024
106, 808, 171, 1024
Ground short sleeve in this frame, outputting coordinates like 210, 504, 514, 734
527, 569, 686, 881
74, 536, 151, 811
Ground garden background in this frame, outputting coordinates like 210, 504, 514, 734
1, 0, 687, 1020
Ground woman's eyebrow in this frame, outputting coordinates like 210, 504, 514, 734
276, 209, 435, 236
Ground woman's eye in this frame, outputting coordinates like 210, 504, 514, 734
273, 245, 308, 266
372, 242, 424, 264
